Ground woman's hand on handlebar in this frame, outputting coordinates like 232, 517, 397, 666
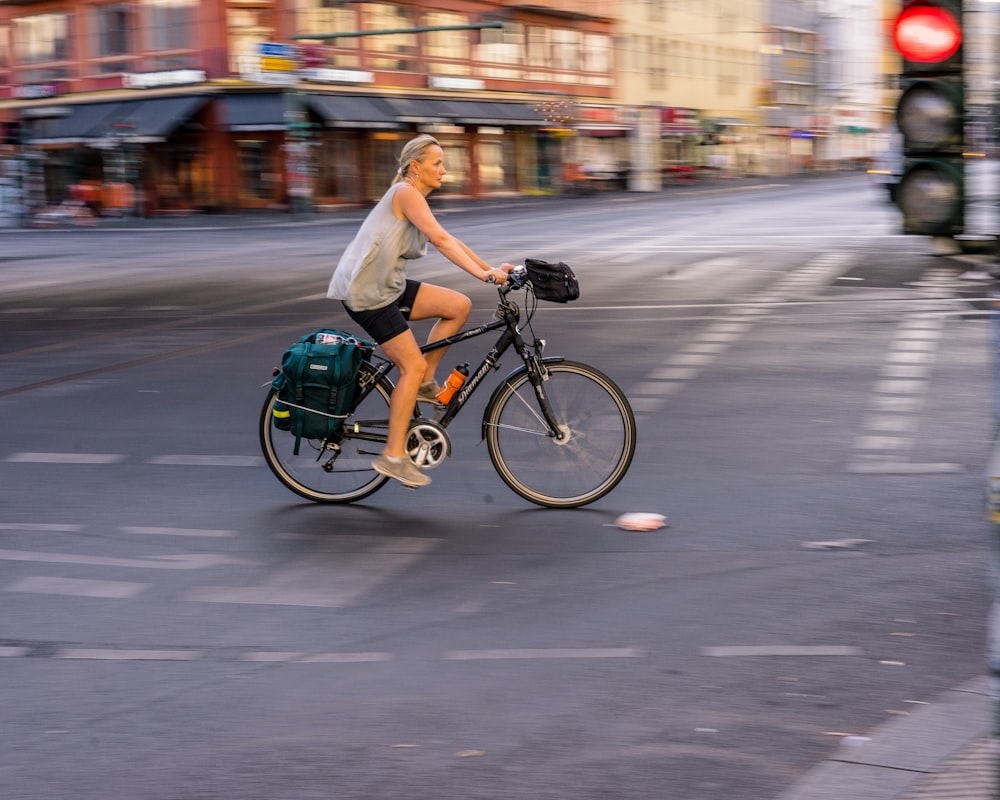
485, 263, 515, 285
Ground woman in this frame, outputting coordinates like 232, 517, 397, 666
328, 134, 512, 488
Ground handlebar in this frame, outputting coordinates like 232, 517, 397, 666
499, 264, 529, 295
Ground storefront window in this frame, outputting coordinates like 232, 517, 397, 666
439, 140, 467, 194
478, 138, 516, 192
237, 139, 278, 200
296, 0, 359, 68
142, 0, 197, 52
362, 3, 417, 72
316, 135, 362, 202
13, 13, 70, 64
424, 11, 469, 76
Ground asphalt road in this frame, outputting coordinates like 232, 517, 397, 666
0, 175, 994, 799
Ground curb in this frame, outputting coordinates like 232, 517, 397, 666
775, 676, 994, 800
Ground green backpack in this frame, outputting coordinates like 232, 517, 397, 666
271, 329, 373, 454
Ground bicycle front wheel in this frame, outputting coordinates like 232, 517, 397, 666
484, 360, 636, 508
259, 364, 392, 503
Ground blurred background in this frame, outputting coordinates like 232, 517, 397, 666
2, 0, 992, 220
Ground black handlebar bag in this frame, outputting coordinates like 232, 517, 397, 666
524, 259, 580, 303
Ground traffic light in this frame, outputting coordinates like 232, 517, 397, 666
892, 0, 965, 236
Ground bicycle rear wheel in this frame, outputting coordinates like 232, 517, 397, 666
484, 360, 636, 508
259, 364, 392, 503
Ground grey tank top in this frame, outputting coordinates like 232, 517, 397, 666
326, 183, 429, 311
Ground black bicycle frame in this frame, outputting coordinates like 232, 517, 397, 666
350, 294, 546, 434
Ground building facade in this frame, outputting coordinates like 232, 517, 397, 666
0, 0, 617, 213
615, 0, 764, 184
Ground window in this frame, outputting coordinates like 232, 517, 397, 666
92, 4, 133, 73
142, 0, 197, 52
13, 13, 70, 64
550, 29, 579, 71
237, 140, 278, 199
362, 3, 417, 72
424, 11, 469, 75
583, 33, 610, 75
477, 22, 523, 79
227, 7, 275, 75
296, 0, 358, 67
0, 26, 9, 71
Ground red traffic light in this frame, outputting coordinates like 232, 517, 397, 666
892, 4, 962, 63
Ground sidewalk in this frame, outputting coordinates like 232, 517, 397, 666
0, 173, 858, 234
776, 677, 995, 800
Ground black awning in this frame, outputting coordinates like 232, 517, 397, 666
378, 96, 457, 124
305, 94, 401, 129
29, 102, 124, 144
219, 94, 287, 131
484, 102, 548, 126
110, 96, 209, 142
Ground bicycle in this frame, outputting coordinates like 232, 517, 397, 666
259, 265, 636, 508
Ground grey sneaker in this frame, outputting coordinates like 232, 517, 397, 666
372, 454, 431, 488
417, 380, 443, 404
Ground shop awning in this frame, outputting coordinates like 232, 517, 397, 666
305, 94, 401, 129
219, 94, 288, 131
108, 96, 208, 143
30, 102, 123, 144
379, 96, 457, 124
29, 96, 209, 144
374, 97, 547, 127
451, 101, 548, 127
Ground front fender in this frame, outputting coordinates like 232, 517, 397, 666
481, 356, 565, 440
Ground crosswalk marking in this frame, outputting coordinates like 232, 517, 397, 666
184, 535, 442, 608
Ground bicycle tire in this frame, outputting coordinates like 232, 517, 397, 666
483, 360, 636, 508
259, 363, 392, 503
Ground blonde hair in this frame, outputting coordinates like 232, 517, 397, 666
392, 134, 441, 184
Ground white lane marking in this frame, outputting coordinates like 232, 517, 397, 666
119, 526, 236, 538
668, 353, 715, 366
5, 576, 147, 598
887, 350, 937, 363
863, 416, 918, 433
647, 366, 700, 381
185, 535, 441, 608
5, 453, 126, 464
881, 365, 932, 379
0, 646, 30, 657
297, 652, 393, 663
0, 549, 256, 570
854, 436, 912, 451
702, 645, 864, 657
241, 652, 303, 662
0, 523, 83, 532
846, 461, 963, 475
874, 380, 928, 394
55, 648, 202, 661
872, 395, 924, 413
145, 455, 264, 467
444, 647, 647, 660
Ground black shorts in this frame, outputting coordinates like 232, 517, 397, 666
342, 280, 422, 345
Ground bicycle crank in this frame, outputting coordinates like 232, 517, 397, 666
405, 419, 452, 470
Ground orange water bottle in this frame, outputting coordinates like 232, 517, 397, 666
436, 363, 469, 404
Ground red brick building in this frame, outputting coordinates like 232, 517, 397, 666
0, 0, 617, 213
